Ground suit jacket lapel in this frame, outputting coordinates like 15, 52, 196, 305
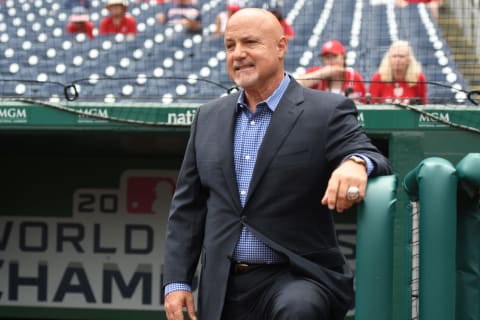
245, 80, 305, 205
217, 93, 243, 212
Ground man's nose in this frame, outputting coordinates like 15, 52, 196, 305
231, 45, 246, 58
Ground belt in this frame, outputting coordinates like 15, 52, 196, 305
231, 263, 287, 274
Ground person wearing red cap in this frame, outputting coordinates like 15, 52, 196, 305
66, 6, 95, 39
297, 40, 367, 103
214, 4, 241, 36
99, 0, 137, 38
368, 40, 428, 105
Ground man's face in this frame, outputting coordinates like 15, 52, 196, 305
321, 53, 344, 67
107, 4, 126, 17
390, 46, 410, 75
224, 12, 285, 90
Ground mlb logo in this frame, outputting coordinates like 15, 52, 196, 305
126, 176, 176, 215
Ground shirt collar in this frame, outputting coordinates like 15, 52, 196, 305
236, 74, 291, 113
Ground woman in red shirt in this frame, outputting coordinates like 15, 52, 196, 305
297, 40, 367, 103
369, 40, 428, 105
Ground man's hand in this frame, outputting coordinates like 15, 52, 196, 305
321, 159, 368, 213
165, 290, 197, 320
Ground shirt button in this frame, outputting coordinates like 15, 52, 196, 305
245, 155, 250, 160
250, 120, 255, 125
240, 190, 247, 195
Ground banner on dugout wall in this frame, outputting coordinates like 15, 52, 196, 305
0, 170, 179, 310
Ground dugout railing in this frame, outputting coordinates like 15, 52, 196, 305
403, 153, 480, 320
455, 153, 480, 320
355, 174, 397, 320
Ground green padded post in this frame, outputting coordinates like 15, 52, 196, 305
356, 175, 397, 320
403, 157, 457, 320
456, 153, 480, 320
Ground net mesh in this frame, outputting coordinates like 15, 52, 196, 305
410, 200, 420, 320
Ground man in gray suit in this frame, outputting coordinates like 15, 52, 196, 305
163, 8, 391, 320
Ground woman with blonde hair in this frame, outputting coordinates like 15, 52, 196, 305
369, 40, 428, 104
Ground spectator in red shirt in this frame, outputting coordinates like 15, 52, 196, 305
296, 40, 367, 103
396, 0, 442, 20
99, 0, 137, 38
66, 6, 95, 39
369, 40, 428, 105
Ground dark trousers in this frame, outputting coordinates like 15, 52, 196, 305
221, 264, 341, 320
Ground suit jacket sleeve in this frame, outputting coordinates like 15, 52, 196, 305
162, 108, 207, 288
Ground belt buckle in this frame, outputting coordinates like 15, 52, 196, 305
233, 263, 255, 274
236, 263, 250, 273
235, 263, 250, 274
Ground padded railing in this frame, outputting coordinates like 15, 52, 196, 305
355, 174, 398, 320
456, 153, 480, 320
403, 157, 458, 320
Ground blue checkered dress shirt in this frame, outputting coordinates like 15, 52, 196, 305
230, 75, 291, 264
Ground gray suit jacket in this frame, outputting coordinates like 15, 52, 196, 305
163, 78, 391, 320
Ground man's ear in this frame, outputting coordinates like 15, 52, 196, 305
277, 36, 288, 57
